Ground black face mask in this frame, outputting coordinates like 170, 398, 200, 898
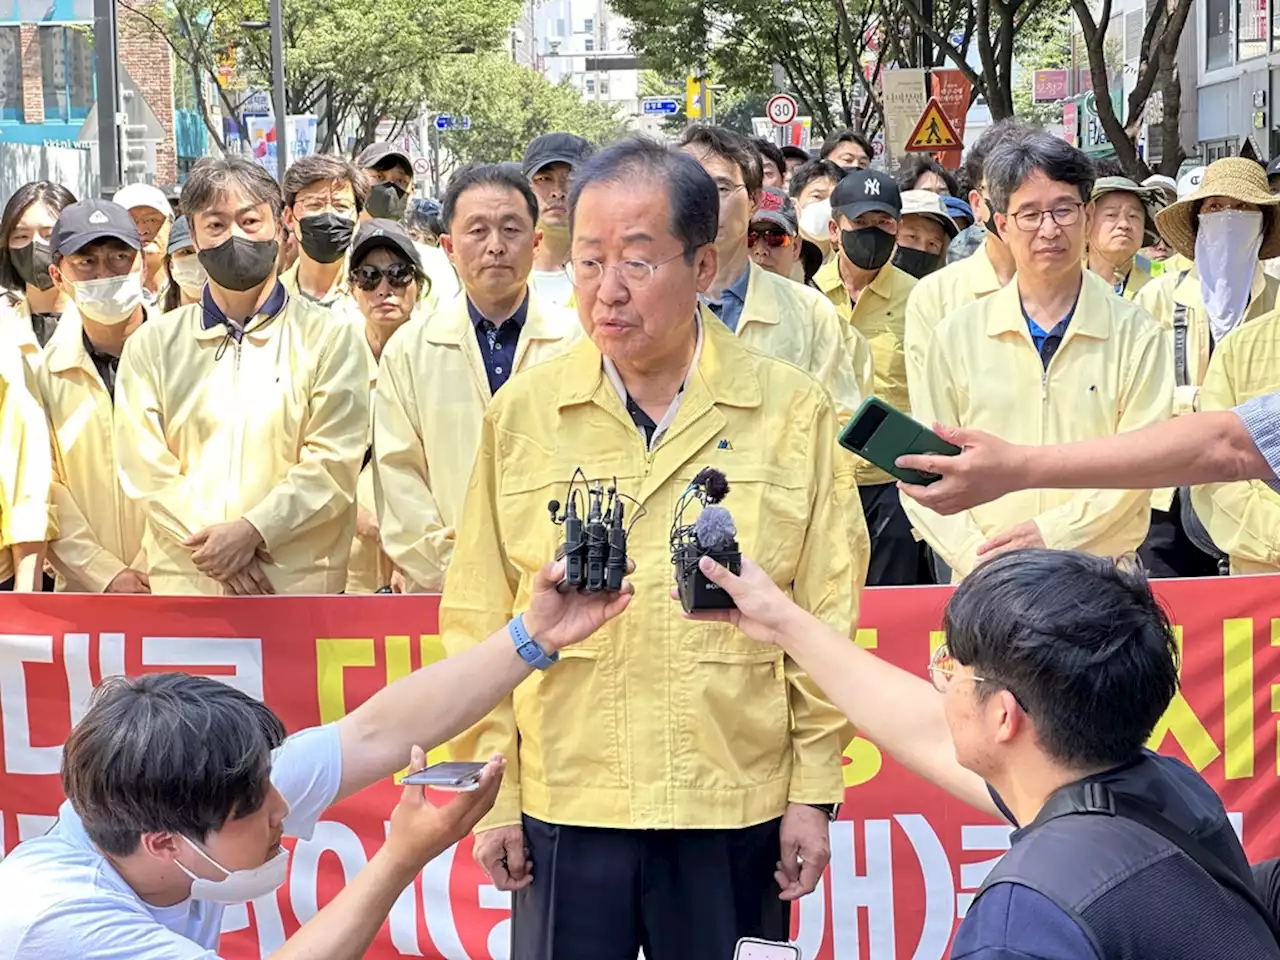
981, 196, 1000, 239
298, 213, 355, 264
841, 226, 896, 271
367, 182, 408, 220
11, 240, 55, 291
198, 235, 280, 292
892, 245, 943, 279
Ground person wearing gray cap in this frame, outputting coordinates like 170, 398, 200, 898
1085, 177, 1162, 299
34, 199, 153, 593
892, 189, 958, 279
524, 132, 594, 308
160, 215, 206, 312
357, 142, 414, 220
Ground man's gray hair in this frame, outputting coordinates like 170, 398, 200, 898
182, 156, 284, 220
569, 136, 718, 261
983, 134, 1096, 214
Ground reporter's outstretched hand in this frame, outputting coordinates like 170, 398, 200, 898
676, 556, 801, 647
386, 747, 504, 869
896, 424, 1025, 515
523, 558, 634, 653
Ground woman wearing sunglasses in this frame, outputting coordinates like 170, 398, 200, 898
345, 219, 430, 594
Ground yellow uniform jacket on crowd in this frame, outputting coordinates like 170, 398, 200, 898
279, 259, 359, 317
115, 288, 368, 595
36, 304, 148, 591
0, 295, 44, 370
1191, 310, 1280, 574
0, 341, 54, 583
345, 337, 395, 594
734, 262, 866, 421
442, 316, 868, 832
373, 290, 581, 593
902, 270, 1174, 580
903, 237, 1006, 413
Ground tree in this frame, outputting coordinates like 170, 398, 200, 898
1070, 0, 1194, 178
1011, 6, 1073, 127
428, 54, 629, 168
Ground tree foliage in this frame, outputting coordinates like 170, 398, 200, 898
1011, 6, 1073, 127
429, 55, 629, 167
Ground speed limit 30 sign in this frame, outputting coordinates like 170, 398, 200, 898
766, 94, 798, 126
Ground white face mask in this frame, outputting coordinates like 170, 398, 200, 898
72, 273, 145, 326
1195, 210, 1263, 342
169, 255, 208, 298
176, 836, 290, 904
798, 199, 833, 243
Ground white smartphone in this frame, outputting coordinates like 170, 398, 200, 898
399, 760, 486, 791
733, 938, 801, 960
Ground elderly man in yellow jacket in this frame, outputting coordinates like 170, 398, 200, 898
116, 157, 368, 596
1133, 158, 1280, 576
1191, 310, 1280, 574
902, 134, 1173, 581
444, 139, 868, 960
678, 125, 869, 419
373, 164, 581, 593
36, 200, 154, 592
0, 340, 52, 591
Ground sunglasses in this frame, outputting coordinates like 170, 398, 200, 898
351, 262, 417, 291
747, 230, 794, 249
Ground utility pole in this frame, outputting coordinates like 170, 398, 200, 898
919, 0, 934, 78
269, 0, 288, 184
93, 0, 121, 196
430, 119, 441, 197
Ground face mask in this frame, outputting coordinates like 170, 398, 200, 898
367, 182, 408, 220
72, 273, 145, 325
798, 200, 832, 243
841, 226, 896, 271
169, 255, 208, 297
981, 196, 1000, 239
11, 240, 55, 291
176, 836, 290, 904
893, 245, 943, 279
297, 213, 355, 264
1195, 210, 1263, 342
198, 236, 279, 292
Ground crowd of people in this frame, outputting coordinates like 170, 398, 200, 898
1, 119, 1280, 960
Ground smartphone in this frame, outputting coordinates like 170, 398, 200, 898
400, 761, 486, 791
838, 396, 961, 486
734, 938, 801, 960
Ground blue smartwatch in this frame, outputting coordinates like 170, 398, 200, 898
509, 613, 558, 670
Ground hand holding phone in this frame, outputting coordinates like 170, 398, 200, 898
400, 760, 487, 791
838, 397, 961, 486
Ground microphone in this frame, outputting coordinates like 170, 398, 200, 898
605, 499, 627, 591
694, 505, 737, 551
584, 485, 606, 592
671, 468, 740, 613
563, 497, 585, 589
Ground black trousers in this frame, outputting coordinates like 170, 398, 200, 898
1138, 496, 1222, 579
859, 482, 930, 585
511, 815, 788, 960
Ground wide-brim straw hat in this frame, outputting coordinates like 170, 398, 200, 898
1154, 157, 1280, 261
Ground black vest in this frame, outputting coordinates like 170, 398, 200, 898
974, 751, 1280, 960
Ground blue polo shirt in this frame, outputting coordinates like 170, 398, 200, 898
469, 293, 529, 395
200, 281, 288, 339
701, 265, 751, 333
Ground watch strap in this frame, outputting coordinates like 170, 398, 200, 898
510, 613, 558, 670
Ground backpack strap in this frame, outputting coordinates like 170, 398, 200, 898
1172, 270, 1192, 388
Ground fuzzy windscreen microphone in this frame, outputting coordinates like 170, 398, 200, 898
693, 505, 737, 551
692, 467, 730, 504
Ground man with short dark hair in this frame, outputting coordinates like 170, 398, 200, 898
448, 137, 866, 959
789, 158, 846, 261
901, 134, 1173, 580
524, 132, 593, 308
751, 136, 787, 188
780, 144, 809, 180
115, 156, 369, 595
819, 128, 873, 169
374, 163, 580, 592
679, 125, 867, 421
0, 561, 634, 960
279, 153, 368, 309
690, 547, 1280, 960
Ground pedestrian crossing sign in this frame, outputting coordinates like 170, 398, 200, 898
905, 98, 962, 152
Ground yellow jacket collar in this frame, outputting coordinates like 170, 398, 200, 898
557, 307, 763, 411
984, 269, 1113, 341
425, 286, 561, 345
45, 301, 153, 376
815, 256, 899, 304
193, 281, 289, 342
736, 262, 780, 329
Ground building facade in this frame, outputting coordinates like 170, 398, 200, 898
1196, 0, 1280, 161
526, 0, 645, 125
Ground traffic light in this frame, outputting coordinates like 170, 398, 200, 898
687, 75, 710, 119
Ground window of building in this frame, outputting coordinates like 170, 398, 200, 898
585, 37, 594, 51
1239, 0, 1268, 59
0, 27, 20, 121
583, 17, 594, 32
1205, 0, 1232, 68
584, 77, 595, 94
599, 78, 609, 97
40, 25, 94, 122
556, 18, 565, 37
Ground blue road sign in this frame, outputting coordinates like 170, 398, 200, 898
434, 115, 472, 131
434, 115, 451, 130
642, 98, 680, 116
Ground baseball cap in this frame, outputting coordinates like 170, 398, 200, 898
167, 215, 193, 255
1176, 166, 1206, 200
943, 195, 975, 223
830, 169, 901, 221
52, 200, 142, 257
357, 142, 414, 175
900, 190, 958, 238
113, 182, 172, 217
523, 133, 594, 178
1267, 156, 1280, 178
350, 219, 423, 271
751, 187, 798, 234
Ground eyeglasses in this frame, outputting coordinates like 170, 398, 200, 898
927, 642, 1029, 712
748, 230, 794, 249
1008, 202, 1084, 232
567, 252, 686, 290
350, 262, 417, 291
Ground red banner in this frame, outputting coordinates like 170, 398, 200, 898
1, 577, 1278, 959
929, 70, 972, 171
